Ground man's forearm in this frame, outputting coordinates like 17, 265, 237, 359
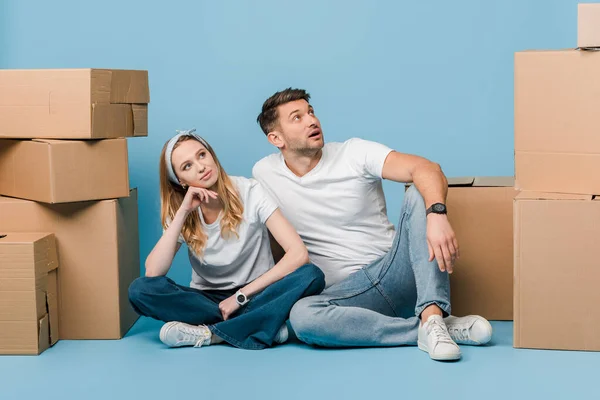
411, 162, 448, 209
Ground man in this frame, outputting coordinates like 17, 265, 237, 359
251, 88, 492, 361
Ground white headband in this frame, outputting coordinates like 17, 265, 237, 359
165, 128, 210, 185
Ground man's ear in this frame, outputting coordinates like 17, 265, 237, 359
267, 131, 285, 149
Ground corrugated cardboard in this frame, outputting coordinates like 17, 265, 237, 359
0, 189, 140, 339
404, 177, 516, 320
0, 233, 59, 355
578, 4, 600, 48
514, 191, 600, 351
0, 69, 149, 139
514, 49, 600, 195
446, 177, 517, 320
0, 138, 129, 203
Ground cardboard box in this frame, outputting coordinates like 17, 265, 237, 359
578, 3, 600, 48
0, 233, 59, 355
444, 177, 517, 320
404, 177, 516, 320
514, 191, 600, 351
0, 69, 149, 139
0, 189, 140, 339
0, 138, 129, 203
514, 49, 600, 195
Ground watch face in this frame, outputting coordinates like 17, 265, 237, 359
433, 204, 446, 212
237, 294, 245, 303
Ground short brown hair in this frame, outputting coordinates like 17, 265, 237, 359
257, 88, 311, 135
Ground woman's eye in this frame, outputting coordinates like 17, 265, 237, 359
184, 164, 191, 170
199, 152, 206, 159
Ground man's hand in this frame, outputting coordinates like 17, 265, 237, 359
219, 295, 241, 321
426, 214, 459, 274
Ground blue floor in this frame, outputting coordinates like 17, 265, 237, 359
0, 319, 596, 400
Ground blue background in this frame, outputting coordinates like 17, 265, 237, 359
0, 0, 581, 284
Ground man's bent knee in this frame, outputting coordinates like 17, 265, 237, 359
289, 297, 323, 342
405, 184, 424, 207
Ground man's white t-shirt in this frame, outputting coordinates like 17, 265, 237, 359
170, 176, 278, 291
252, 138, 395, 288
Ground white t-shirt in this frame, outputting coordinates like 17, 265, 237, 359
169, 176, 278, 291
252, 138, 395, 288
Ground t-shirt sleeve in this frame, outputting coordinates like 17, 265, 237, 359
345, 138, 394, 179
247, 179, 279, 224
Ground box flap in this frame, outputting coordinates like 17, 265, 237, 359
447, 177, 475, 187
95, 70, 150, 104
132, 104, 148, 136
31, 139, 76, 145
515, 191, 594, 201
47, 269, 59, 345
0, 232, 54, 244
37, 314, 50, 354
446, 176, 514, 187
91, 104, 134, 138
472, 176, 515, 187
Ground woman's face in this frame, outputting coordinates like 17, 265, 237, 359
171, 139, 219, 189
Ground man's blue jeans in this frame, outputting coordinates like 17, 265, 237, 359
129, 263, 325, 350
289, 185, 451, 347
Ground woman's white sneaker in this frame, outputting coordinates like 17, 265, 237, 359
444, 315, 493, 345
418, 315, 461, 361
159, 321, 212, 348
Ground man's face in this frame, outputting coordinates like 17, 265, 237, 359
273, 99, 324, 155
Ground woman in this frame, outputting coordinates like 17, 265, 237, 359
128, 129, 325, 350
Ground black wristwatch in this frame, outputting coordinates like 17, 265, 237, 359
426, 203, 447, 216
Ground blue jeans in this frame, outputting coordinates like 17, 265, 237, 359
288, 185, 451, 347
128, 263, 325, 350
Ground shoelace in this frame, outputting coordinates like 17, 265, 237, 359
427, 319, 456, 345
448, 327, 470, 342
178, 325, 210, 348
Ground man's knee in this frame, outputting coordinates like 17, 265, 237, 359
404, 184, 426, 213
289, 297, 323, 340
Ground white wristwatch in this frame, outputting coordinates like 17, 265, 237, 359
235, 290, 249, 306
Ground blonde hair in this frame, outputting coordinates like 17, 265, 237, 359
159, 135, 244, 256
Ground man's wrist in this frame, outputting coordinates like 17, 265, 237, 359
426, 203, 447, 216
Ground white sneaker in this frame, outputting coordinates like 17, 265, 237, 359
274, 324, 289, 344
159, 321, 212, 348
418, 315, 461, 361
444, 315, 493, 345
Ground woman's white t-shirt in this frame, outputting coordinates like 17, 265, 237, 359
171, 176, 278, 291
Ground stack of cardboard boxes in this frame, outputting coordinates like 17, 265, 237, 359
409, 4, 600, 353
0, 69, 149, 354
512, 4, 600, 352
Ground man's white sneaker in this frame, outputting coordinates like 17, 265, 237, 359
274, 324, 289, 344
418, 315, 461, 361
159, 321, 212, 348
444, 315, 493, 345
